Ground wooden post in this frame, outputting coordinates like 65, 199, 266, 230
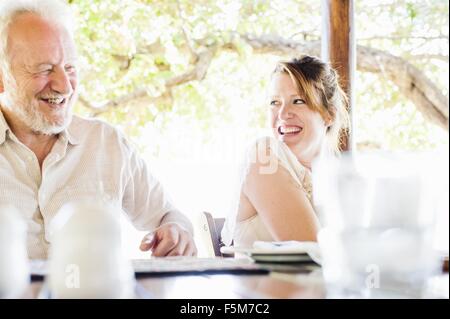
322, 0, 355, 152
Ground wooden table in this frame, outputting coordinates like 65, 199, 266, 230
22, 271, 448, 299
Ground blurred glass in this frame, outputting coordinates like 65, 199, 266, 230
48, 200, 136, 298
0, 205, 29, 299
312, 151, 445, 298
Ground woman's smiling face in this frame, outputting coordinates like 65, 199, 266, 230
268, 72, 329, 165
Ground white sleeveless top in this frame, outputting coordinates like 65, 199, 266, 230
221, 136, 313, 247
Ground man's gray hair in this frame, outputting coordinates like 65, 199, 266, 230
0, 0, 75, 74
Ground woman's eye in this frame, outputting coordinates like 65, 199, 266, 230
293, 98, 305, 105
270, 100, 280, 106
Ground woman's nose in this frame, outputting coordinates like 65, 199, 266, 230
278, 103, 293, 120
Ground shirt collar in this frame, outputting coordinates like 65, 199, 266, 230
0, 108, 80, 146
62, 119, 80, 146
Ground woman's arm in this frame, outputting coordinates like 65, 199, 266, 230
242, 158, 320, 242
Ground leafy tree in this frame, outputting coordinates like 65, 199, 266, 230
67, 0, 448, 155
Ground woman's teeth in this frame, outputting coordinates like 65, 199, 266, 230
279, 126, 302, 135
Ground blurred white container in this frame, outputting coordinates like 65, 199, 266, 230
47, 200, 135, 299
0, 205, 29, 298
312, 152, 443, 298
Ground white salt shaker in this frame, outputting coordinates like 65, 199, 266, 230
0, 205, 29, 298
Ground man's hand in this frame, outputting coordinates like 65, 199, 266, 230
139, 222, 197, 257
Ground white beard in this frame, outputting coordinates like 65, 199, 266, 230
1, 80, 74, 135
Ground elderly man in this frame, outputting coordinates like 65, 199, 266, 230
0, 0, 196, 259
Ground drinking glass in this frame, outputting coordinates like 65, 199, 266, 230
312, 151, 444, 298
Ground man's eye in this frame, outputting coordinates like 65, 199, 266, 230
39, 69, 52, 74
293, 98, 305, 105
65, 65, 76, 73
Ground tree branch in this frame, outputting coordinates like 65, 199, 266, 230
165, 49, 214, 88
357, 45, 448, 129
240, 34, 321, 56
358, 35, 449, 41
288, 31, 320, 41
407, 54, 449, 62
80, 33, 448, 130
239, 34, 448, 130
82, 48, 215, 116
176, 0, 199, 64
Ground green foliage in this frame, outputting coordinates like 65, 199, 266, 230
406, 2, 417, 21
69, 0, 448, 155
355, 0, 448, 150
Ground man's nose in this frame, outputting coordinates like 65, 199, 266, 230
50, 66, 74, 96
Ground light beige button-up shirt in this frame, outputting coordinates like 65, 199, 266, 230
0, 109, 177, 259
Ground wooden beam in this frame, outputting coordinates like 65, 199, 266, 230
322, 0, 355, 151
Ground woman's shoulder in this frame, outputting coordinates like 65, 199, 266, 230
240, 136, 284, 176
244, 136, 283, 161
244, 136, 308, 172
245, 136, 312, 197
251, 136, 280, 150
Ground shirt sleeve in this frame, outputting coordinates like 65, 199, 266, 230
120, 140, 178, 231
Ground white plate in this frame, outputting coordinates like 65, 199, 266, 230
220, 241, 322, 265
250, 254, 313, 263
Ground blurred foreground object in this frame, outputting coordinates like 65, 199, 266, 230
312, 151, 444, 298
48, 201, 135, 298
0, 205, 29, 298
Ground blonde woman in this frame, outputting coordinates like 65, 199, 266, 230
222, 55, 349, 247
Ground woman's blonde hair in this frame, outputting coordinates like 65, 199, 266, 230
274, 55, 350, 154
